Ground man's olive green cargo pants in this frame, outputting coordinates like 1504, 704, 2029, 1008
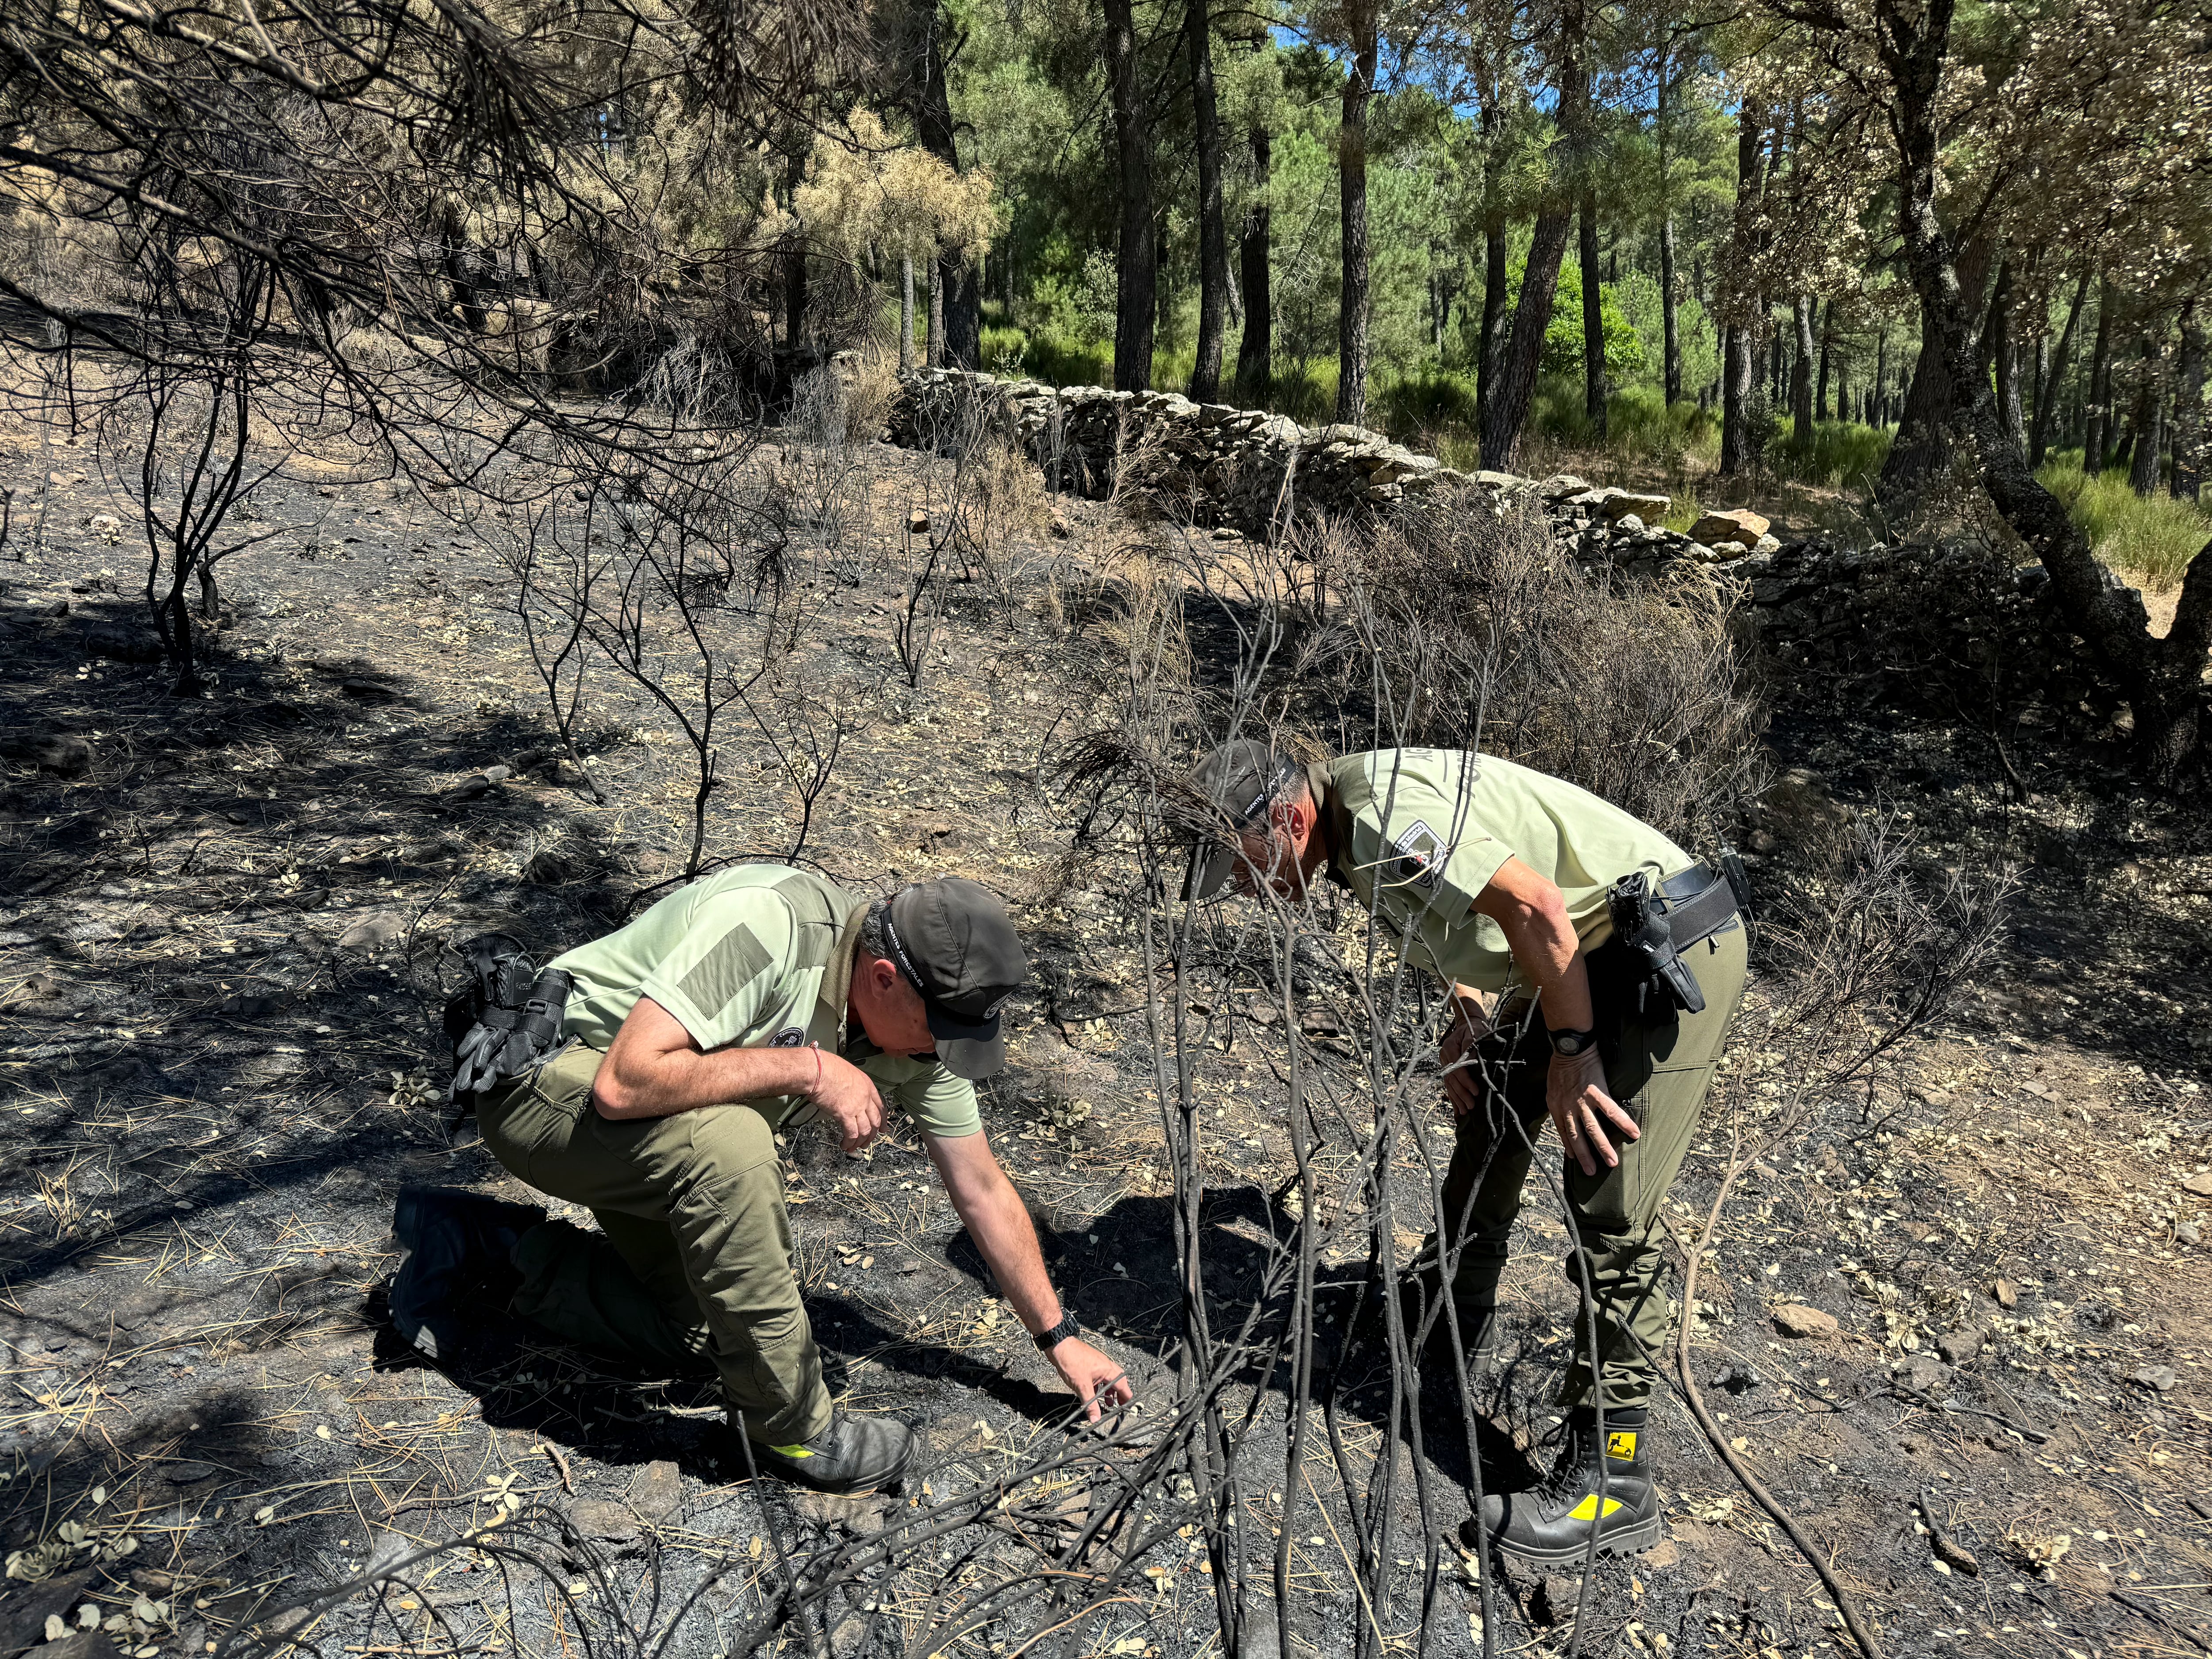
478, 1043, 832, 1446
1436, 922, 1747, 1412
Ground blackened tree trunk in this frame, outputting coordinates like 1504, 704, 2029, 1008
1873, 326, 1888, 424
915, 9, 980, 369
1990, 259, 2024, 448
1880, 240, 1993, 497
1836, 346, 1848, 428
1580, 189, 1605, 434
1236, 124, 1271, 396
2131, 330, 2167, 496
1719, 106, 1766, 477
1103, 0, 1155, 391
1335, 1, 1379, 424
2175, 301, 2205, 500
1790, 295, 1815, 435
2028, 268, 2089, 468
1874, 0, 2211, 777
1478, 15, 1588, 470
783, 145, 808, 353
1475, 86, 1510, 433
441, 201, 487, 333
1187, 0, 1229, 402
2084, 279, 2115, 470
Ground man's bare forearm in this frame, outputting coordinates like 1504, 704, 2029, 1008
945, 1166, 1064, 1335
596, 1041, 817, 1120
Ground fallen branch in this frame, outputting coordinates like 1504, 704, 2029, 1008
1669, 1150, 1885, 1659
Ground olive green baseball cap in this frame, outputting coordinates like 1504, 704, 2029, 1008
1183, 739, 1303, 901
882, 877, 1028, 1079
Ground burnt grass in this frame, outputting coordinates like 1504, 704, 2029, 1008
2, 380, 2211, 1659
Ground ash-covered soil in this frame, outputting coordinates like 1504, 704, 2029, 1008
2, 379, 2211, 1659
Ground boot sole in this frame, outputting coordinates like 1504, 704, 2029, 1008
1488, 1514, 1664, 1565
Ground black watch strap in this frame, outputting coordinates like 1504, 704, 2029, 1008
1034, 1309, 1080, 1352
1548, 1026, 1598, 1057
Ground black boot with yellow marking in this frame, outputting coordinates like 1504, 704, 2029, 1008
1466, 1407, 1660, 1564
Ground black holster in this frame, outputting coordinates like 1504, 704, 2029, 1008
1605, 866, 1743, 1019
442, 933, 573, 1121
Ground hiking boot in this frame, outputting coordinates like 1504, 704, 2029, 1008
744, 1410, 916, 1495
389, 1187, 542, 1359
1401, 1237, 1501, 1364
1463, 1406, 1661, 1565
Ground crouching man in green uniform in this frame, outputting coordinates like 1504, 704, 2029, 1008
1184, 742, 1746, 1563
390, 868, 1133, 1494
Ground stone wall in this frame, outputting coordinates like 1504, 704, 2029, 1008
888, 366, 2107, 714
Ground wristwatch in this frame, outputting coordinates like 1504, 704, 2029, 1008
1548, 1026, 1598, 1058
1034, 1308, 1081, 1352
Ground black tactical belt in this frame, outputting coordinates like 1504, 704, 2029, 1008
1606, 864, 1742, 1018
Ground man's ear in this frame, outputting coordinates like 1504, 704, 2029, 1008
1270, 787, 1312, 844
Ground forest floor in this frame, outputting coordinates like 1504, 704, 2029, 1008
3, 361, 2212, 1659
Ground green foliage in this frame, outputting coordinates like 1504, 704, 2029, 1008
1541, 261, 1646, 381
1766, 417, 1893, 487
1530, 378, 1719, 467
2038, 461, 2212, 591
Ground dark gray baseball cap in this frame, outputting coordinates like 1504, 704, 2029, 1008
882, 878, 1028, 1079
1183, 739, 1303, 901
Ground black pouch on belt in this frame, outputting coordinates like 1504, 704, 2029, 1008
442, 933, 574, 1122
1606, 871, 1707, 1017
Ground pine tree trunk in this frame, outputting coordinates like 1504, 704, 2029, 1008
1790, 296, 1815, 434
916, 12, 980, 369
1719, 105, 1766, 478
2174, 302, 2205, 500
1187, 0, 1228, 403
2084, 279, 2115, 472
1989, 260, 2026, 448
1815, 298, 1833, 421
2131, 330, 2167, 496
900, 252, 915, 373
1334, 4, 1379, 425
1580, 189, 1605, 434
1873, 327, 1888, 424
1656, 46, 1680, 407
1477, 217, 1509, 432
783, 146, 808, 356
2028, 269, 2088, 468
1103, 0, 1155, 392
1875, 0, 2211, 778
1478, 8, 1586, 470
1235, 124, 1271, 397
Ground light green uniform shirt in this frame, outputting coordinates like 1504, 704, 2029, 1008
548, 863, 983, 1138
1316, 749, 1692, 993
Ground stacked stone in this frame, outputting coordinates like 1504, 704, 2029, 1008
889, 368, 1473, 540
884, 366, 2105, 718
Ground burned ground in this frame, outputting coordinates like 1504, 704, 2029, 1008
3, 369, 2212, 1659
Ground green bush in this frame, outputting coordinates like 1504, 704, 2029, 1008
2037, 462, 2212, 590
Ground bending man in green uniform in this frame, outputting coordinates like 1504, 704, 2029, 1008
390, 868, 1133, 1494
1185, 742, 1746, 1563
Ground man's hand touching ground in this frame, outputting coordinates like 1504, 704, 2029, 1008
1048, 1336, 1134, 1422
1548, 1046, 1639, 1175
809, 1047, 886, 1152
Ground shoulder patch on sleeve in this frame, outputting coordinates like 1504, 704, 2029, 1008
678, 922, 774, 1021
1387, 818, 1450, 895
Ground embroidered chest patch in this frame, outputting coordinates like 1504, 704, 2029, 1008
769, 1025, 808, 1048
